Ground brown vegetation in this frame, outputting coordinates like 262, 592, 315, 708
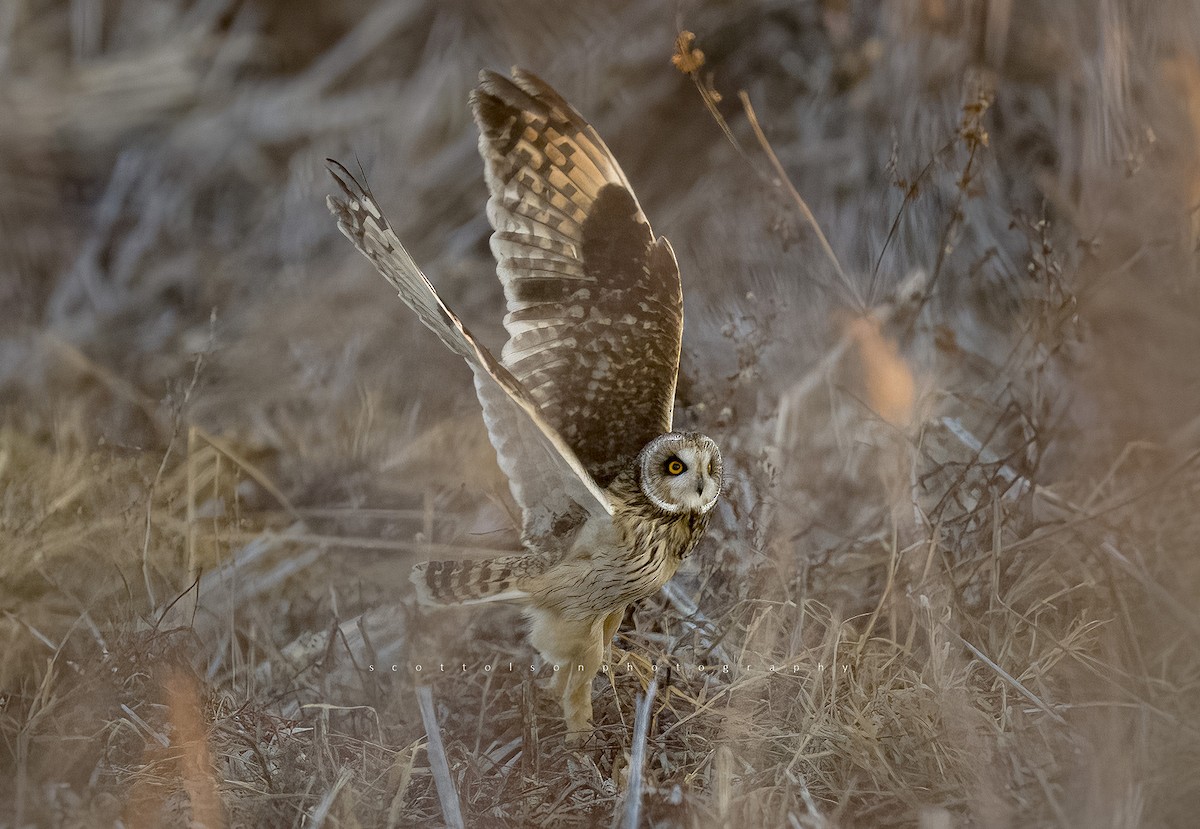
2, 1, 1199, 826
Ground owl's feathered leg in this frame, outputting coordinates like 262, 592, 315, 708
560, 620, 605, 742
526, 608, 604, 742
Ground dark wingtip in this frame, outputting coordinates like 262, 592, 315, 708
509, 66, 549, 94
474, 68, 544, 112
325, 157, 350, 190
474, 68, 507, 97
325, 158, 371, 203
470, 71, 507, 126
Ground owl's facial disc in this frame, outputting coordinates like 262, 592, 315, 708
639, 433, 723, 514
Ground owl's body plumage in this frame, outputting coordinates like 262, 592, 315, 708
416, 433, 717, 617
326, 69, 721, 739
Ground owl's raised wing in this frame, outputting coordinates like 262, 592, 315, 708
326, 161, 612, 544
472, 69, 683, 488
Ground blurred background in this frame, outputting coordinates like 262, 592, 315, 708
2, 1, 1200, 826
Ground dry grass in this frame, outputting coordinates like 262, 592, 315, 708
3, 0, 1200, 826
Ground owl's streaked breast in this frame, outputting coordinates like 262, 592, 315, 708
525, 474, 710, 621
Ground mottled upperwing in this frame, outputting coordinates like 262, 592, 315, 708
472, 69, 683, 487
326, 161, 612, 548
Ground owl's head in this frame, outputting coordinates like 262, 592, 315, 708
637, 432, 723, 515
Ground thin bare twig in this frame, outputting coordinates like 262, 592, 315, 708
935, 619, 1067, 727
192, 425, 302, 522
660, 581, 732, 664
737, 91, 863, 311
620, 678, 658, 829
308, 768, 354, 829
677, 50, 857, 307
140, 333, 208, 608
416, 685, 465, 829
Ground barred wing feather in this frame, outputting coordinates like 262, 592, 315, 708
326, 160, 612, 544
472, 69, 683, 487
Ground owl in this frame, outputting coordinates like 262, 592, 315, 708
326, 69, 722, 740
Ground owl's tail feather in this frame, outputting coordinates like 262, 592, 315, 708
411, 555, 533, 606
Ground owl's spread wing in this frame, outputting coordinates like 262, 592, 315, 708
472, 69, 683, 487
326, 161, 612, 543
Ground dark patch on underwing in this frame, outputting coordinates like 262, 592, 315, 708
581, 185, 651, 276
513, 277, 571, 304
472, 92, 524, 158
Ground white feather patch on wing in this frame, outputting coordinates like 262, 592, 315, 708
450, 590, 531, 606
326, 160, 612, 542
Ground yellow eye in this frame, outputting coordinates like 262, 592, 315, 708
666, 458, 685, 476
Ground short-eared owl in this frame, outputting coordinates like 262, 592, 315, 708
326, 69, 722, 739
